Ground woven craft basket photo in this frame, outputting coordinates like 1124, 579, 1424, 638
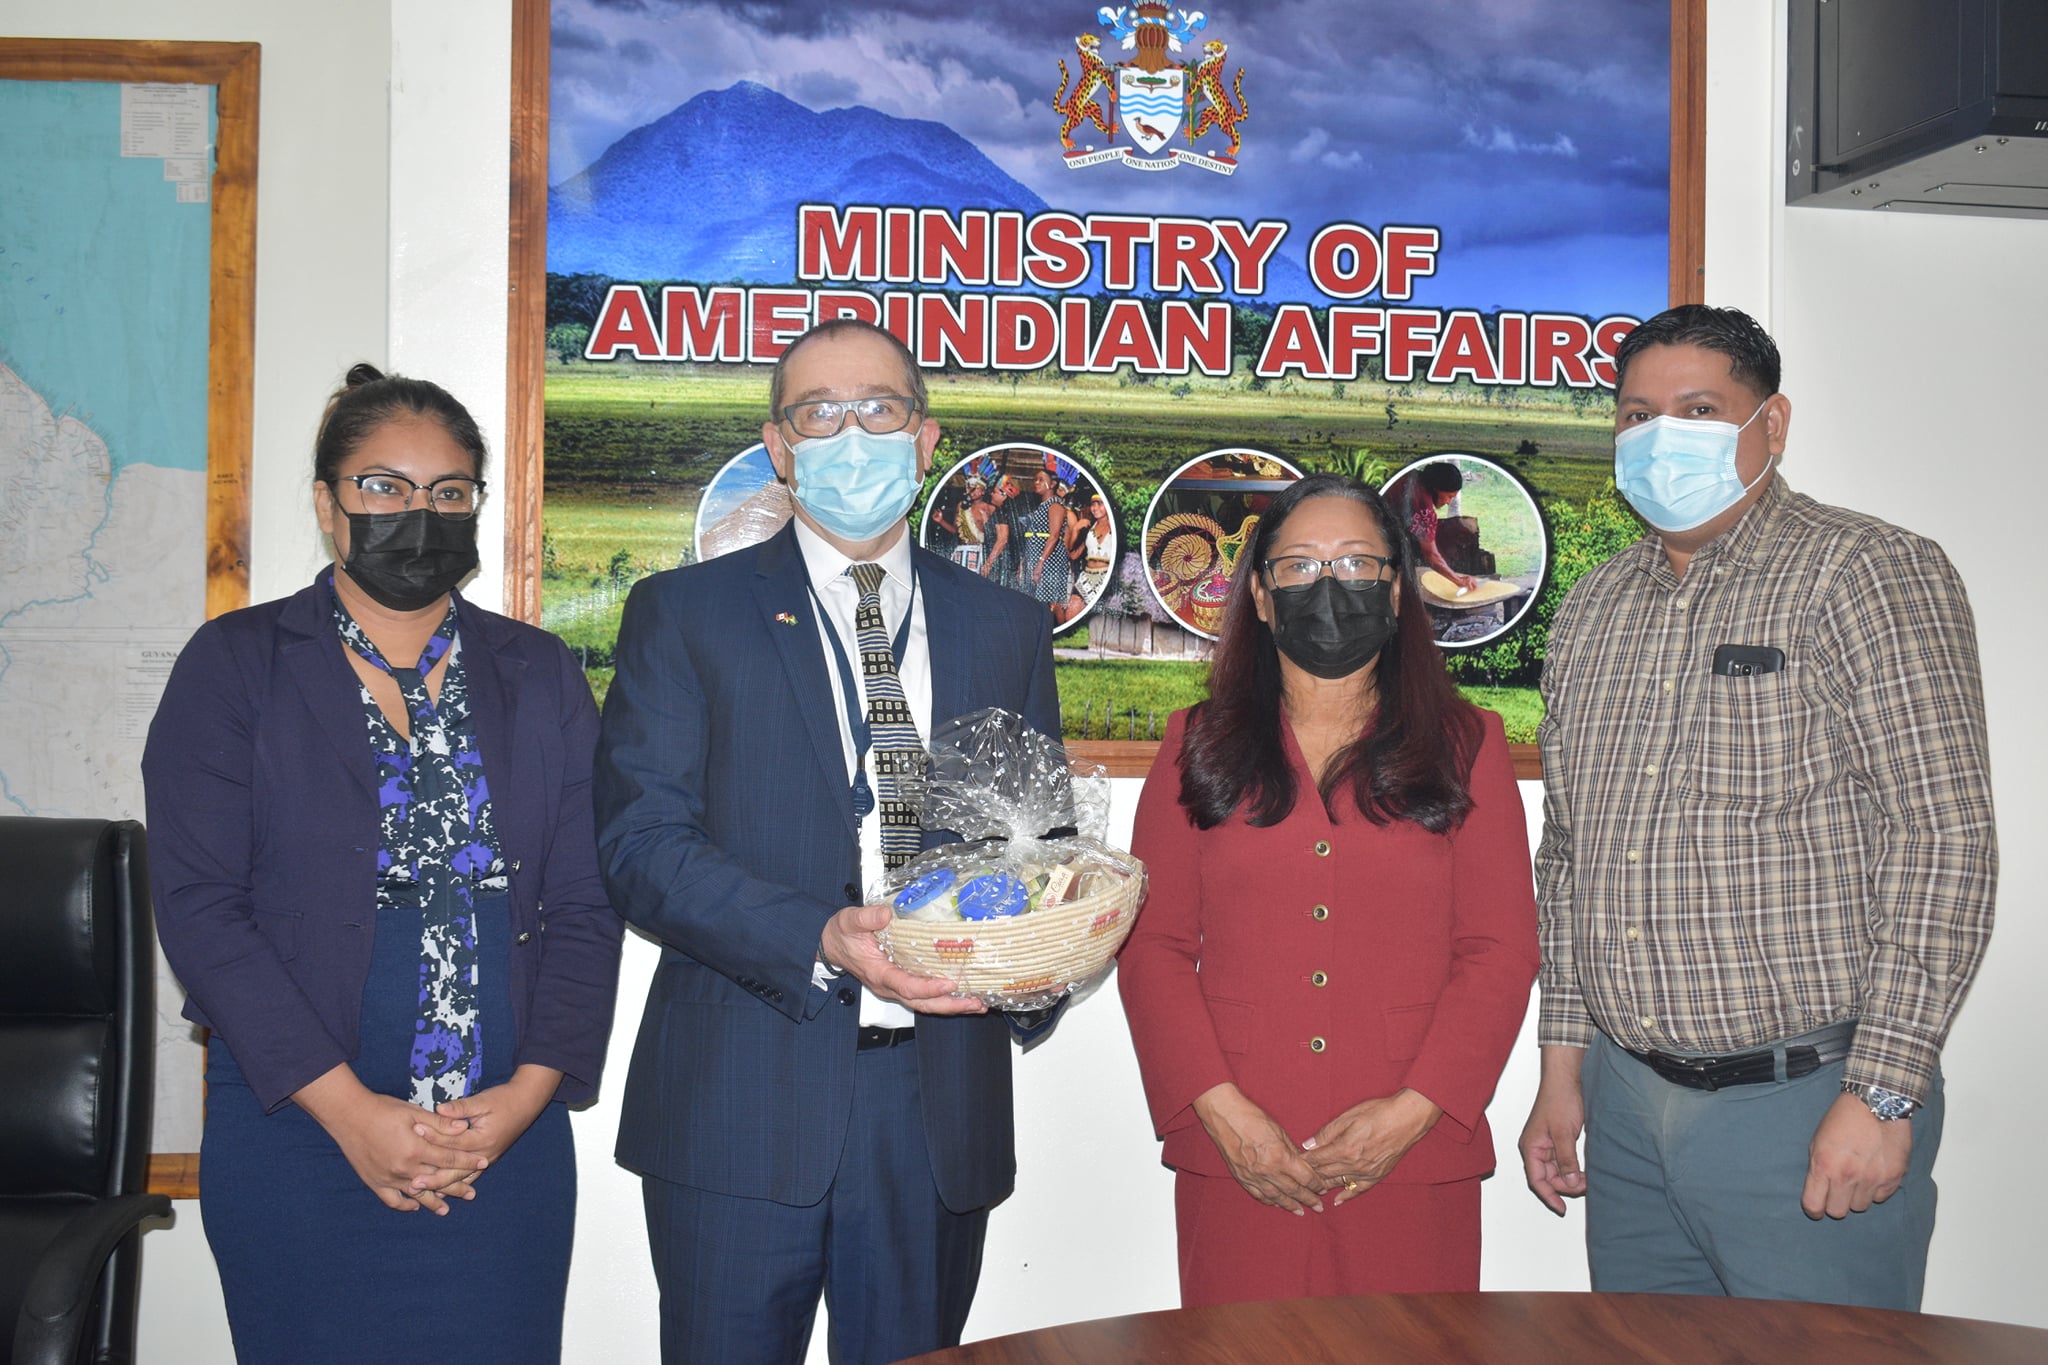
879, 851, 1146, 1009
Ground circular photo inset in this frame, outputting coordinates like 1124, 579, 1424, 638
920, 443, 1117, 636
693, 442, 791, 563
1141, 449, 1304, 640
1381, 454, 1546, 648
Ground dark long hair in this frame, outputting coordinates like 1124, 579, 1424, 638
1178, 473, 1482, 833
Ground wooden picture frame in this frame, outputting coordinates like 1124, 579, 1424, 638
502, 1, 1708, 780
0, 36, 261, 1201
0, 38, 260, 621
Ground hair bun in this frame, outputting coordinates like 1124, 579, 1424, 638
344, 362, 386, 389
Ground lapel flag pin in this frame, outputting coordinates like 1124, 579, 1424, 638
775, 612, 799, 626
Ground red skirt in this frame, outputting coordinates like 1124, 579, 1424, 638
1175, 1170, 1481, 1307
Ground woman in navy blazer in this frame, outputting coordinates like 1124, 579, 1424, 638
143, 367, 622, 1364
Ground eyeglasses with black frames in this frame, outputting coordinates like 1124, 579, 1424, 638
1261, 553, 1396, 592
778, 394, 919, 440
336, 473, 486, 519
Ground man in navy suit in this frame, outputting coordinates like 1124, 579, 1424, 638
594, 320, 1061, 1365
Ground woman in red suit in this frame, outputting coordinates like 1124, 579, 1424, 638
1119, 472, 1538, 1306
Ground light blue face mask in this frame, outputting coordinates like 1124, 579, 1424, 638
790, 426, 922, 543
1613, 401, 1773, 533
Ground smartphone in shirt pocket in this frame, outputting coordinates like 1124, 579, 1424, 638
1710, 643, 1785, 677
1686, 643, 1831, 803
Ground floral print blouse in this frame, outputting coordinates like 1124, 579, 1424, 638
331, 581, 507, 1106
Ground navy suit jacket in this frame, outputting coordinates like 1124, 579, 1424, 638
594, 524, 1060, 1212
142, 576, 624, 1112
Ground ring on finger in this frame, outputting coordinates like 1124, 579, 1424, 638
1342, 1177, 1360, 1193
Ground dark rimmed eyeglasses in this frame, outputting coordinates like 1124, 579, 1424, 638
334, 473, 486, 519
778, 394, 919, 440
1262, 553, 1396, 591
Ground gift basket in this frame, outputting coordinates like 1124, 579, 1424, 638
874, 708, 1147, 1010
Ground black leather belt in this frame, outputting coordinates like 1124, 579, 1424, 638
1628, 1022, 1855, 1092
856, 1025, 916, 1052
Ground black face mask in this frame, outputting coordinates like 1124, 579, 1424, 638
1267, 576, 1397, 680
339, 509, 479, 612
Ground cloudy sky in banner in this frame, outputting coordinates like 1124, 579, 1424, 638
549, 0, 1671, 318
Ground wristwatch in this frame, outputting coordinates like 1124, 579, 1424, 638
1843, 1081, 1917, 1121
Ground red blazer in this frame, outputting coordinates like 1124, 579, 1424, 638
1118, 706, 1538, 1184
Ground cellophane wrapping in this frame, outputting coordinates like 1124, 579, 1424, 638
872, 708, 1147, 1010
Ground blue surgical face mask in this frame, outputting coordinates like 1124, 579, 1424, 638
1613, 401, 1773, 534
789, 425, 922, 543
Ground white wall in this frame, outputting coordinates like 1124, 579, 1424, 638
2, 3, 391, 1354
1701, 1, 2048, 1325
1782, 216, 2048, 1323
385, 3, 511, 609
1766, 174, 2046, 1340
17, 0, 2035, 1355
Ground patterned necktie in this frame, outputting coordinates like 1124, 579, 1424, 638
848, 562, 924, 871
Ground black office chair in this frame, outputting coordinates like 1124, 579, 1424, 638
0, 819, 169, 1365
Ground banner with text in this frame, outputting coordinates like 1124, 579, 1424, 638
543, 0, 1673, 741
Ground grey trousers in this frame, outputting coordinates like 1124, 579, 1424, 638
1583, 1030, 1943, 1310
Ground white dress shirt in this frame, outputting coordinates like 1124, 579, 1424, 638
791, 517, 931, 1029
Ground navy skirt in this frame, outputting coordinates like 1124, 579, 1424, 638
201, 894, 576, 1364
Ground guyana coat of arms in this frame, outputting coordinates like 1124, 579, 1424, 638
1053, 4, 1247, 174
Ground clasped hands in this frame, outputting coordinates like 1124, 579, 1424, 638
1192, 1082, 1441, 1215
295, 1061, 561, 1214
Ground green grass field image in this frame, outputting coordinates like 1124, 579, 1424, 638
541, 357, 1644, 743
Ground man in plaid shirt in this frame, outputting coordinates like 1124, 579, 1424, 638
1517, 305, 1996, 1310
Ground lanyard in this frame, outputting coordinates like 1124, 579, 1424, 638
806, 564, 918, 820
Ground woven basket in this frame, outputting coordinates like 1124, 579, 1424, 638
1186, 574, 1232, 635
1146, 513, 1224, 585
1215, 513, 1260, 574
879, 852, 1146, 1008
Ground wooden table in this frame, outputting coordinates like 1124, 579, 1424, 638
898, 1292, 2048, 1364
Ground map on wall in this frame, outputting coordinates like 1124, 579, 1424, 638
0, 79, 216, 1151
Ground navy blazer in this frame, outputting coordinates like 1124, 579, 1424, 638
594, 524, 1059, 1213
142, 576, 624, 1112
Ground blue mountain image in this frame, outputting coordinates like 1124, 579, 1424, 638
550, 83, 1046, 282
548, 80, 1320, 304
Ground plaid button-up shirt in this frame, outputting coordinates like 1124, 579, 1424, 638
1533, 476, 1996, 1101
